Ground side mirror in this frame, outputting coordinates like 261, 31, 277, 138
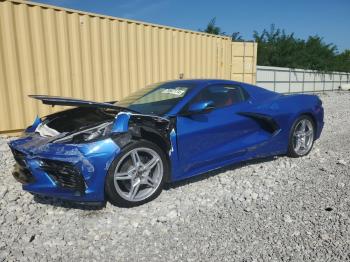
183, 100, 215, 115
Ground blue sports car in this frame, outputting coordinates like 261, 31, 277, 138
9, 79, 324, 207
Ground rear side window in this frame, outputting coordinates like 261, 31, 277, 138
190, 84, 248, 109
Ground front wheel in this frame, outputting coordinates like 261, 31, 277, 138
287, 116, 315, 157
105, 140, 168, 207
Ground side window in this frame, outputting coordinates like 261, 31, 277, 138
191, 84, 248, 109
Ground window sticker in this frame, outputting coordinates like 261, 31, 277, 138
161, 87, 186, 96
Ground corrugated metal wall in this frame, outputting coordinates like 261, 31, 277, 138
257, 65, 350, 93
0, 0, 257, 133
231, 42, 257, 84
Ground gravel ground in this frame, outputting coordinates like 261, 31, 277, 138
0, 91, 349, 261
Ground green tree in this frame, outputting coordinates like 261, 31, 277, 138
231, 32, 243, 41
253, 24, 350, 72
200, 20, 349, 72
335, 50, 350, 72
200, 18, 243, 42
201, 17, 223, 35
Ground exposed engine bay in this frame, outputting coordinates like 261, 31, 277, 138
34, 107, 116, 142
28, 96, 173, 153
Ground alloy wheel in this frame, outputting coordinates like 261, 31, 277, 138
113, 147, 163, 202
292, 119, 314, 156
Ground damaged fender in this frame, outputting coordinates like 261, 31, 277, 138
112, 112, 131, 133
111, 112, 178, 181
25, 116, 42, 133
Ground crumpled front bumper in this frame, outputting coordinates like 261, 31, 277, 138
8, 134, 120, 203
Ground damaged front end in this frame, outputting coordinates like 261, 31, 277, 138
8, 96, 174, 203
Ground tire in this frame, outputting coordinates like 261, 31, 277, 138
287, 115, 315, 158
105, 140, 169, 207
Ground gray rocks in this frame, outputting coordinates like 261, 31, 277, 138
0, 91, 350, 261
167, 209, 178, 220
283, 214, 293, 223
336, 159, 347, 166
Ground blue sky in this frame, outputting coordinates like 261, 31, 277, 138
32, 0, 350, 52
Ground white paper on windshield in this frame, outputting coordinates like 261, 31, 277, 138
161, 88, 186, 96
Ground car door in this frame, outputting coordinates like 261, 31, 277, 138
175, 84, 270, 178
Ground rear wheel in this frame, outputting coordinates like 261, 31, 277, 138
288, 116, 315, 157
105, 140, 168, 207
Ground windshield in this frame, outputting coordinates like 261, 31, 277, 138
115, 82, 193, 115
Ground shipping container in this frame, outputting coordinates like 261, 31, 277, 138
0, 0, 257, 133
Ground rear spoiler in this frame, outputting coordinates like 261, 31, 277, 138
29, 95, 139, 113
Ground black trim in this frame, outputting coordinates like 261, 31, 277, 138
238, 112, 280, 133
40, 159, 86, 194
12, 163, 36, 184
10, 147, 36, 184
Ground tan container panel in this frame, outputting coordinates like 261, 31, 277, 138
231, 57, 244, 73
118, 20, 129, 98
231, 42, 256, 57
244, 43, 255, 57
143, 25, 152, 85
100, 18, 113, 100
0, 22, 11, 131
109, 20, 121, 99
231, 73, 244, 82
0, 0, 257, 133
1, 1, 27, 129
230, 42, 256, 85
13, 3, 38, 123
231, 56, 255, 74
80, 15, 94, 101
253, 43, 258, 72
231, 42, 245, 56
244, 57, 254, 73
244, 74, 255, 84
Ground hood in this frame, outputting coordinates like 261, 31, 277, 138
29, 95, 139, 112
27, 95, 123, 139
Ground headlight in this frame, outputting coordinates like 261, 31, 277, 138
54, 122, 113, 144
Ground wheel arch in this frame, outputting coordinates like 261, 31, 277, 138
138, 128, 172, 182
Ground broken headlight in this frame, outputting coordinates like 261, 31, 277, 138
54, 122, 113, 144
